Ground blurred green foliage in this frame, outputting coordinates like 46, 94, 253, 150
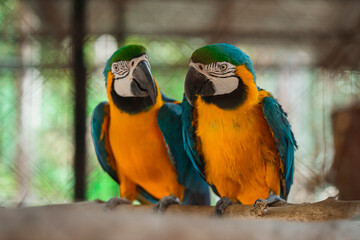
1, 0, 358, 207
0, 6, 204, 204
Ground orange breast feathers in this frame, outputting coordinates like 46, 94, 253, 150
194, 68, 281, 205
105, 72, 184, 201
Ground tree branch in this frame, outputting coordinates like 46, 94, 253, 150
18, 197, 360, 221
1, 198, 360, 240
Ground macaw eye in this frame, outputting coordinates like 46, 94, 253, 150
112, 62, 120, 73
130, 60, 135, 67
198, 64, 204, 71
220, 64, 227, 71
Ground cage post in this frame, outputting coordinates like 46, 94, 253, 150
72, 0, 87, 201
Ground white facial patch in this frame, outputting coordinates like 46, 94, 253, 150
211, 76, 239, 95
189, 61, 239, 96
112, 55, 150, 97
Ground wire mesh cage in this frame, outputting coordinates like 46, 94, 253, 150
0, 0, 359, 206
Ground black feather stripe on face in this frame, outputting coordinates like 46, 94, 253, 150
201, 76, 248, 110
110, 79, 156, 114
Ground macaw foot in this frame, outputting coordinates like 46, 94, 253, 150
94, 199, 104, 204
214, 197, 235, 216
103, 197, 131, 211
153, 195, 180, 213
250, 192, 285, 216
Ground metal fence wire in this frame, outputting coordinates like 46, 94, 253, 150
0, 0, 359, 206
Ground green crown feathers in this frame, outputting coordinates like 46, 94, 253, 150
103, 45, 147, 85
191, 43, 256, 81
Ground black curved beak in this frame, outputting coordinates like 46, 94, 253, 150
184, 66, 215, 105
131, 60, 157, 104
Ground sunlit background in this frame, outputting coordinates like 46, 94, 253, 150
0, 0, 359, 206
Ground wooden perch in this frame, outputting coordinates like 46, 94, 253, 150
3, 197, 360, 221
165, 197, 360, 221
0, 198, 360, 240
93, 197, 360, 221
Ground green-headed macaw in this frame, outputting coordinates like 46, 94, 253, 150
91, 45, 209, 210
182, 43, 297, 215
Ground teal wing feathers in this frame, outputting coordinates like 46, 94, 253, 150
91, 102, 158, 204
161, 91, 177, 103
261, 96, 297, 199
180, 96, 220, 197
157, 100, 210, 205
181, 96, 206, 180
91, 102, 119, 183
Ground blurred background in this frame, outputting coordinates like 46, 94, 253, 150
0, 0, 359, 206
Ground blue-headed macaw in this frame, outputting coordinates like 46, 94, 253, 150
91, 45, 209, 210
182, 43, 297, 215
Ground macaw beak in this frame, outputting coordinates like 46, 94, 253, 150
131, 60, 157, 104
184, 66, 215, 105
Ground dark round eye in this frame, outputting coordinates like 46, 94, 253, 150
130, 60, 135, 67
112, 62, 120, 72
220, 64, 227, 71
199, 64, 204, 70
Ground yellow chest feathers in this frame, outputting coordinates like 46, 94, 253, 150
194, 98, 279, 187
108, 102, 183, 199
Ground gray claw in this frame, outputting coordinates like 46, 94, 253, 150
251, 199, 269, 216
251, 193, 285, 216
214, 197, 234, 216
103, 197, 131, 211
153, 195, 180, 213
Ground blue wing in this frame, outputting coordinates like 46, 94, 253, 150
181, 97, 221, 197
262, 96, 297, 199
181, 96, 206, 179
161, 91, 177, 103
91, 102, 119, 183
91, 102, 158, 204
157, 100, 210, 205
